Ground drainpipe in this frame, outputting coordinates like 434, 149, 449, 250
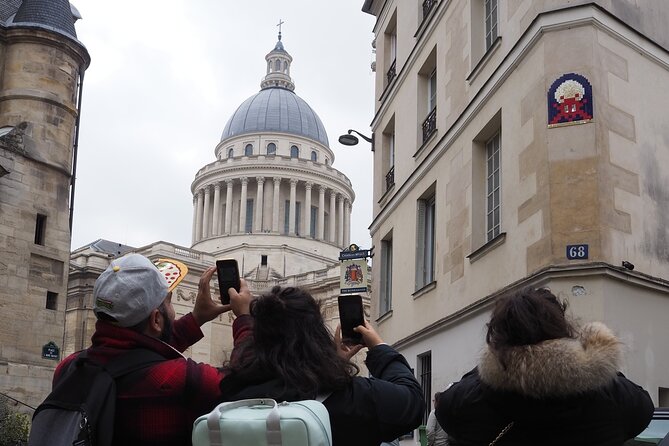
69, 71, 85, 232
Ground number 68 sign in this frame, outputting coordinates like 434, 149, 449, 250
566, 244, 589, 260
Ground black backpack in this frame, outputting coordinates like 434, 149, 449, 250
28, 348, 165, 446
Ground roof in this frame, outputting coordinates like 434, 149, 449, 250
1, 0, 78, 39
221, 87, 330, 147
85, 239, 135, 257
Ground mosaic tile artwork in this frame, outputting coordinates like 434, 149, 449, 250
547, 73, 593, 127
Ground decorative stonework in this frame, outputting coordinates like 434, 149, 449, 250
548, 73, 593, 128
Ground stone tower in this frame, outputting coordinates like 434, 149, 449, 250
0, 0, 90, 408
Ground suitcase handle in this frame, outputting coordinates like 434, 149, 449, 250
206, 398, 283, 446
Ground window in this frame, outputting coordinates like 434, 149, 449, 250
244, 144, 253, 157
310, 206, 318, 238
416, 190, 436, 290
382, 117, 396, 192
486, 131, 501, 241
245, 199, 254, 233
261, 255, 268, 266
485, 0, 498, 51
284, 201, 302, 235
267, 142, 276, 155
228, 148, 234, 159
419, 48, 437, 144
418, 352, 432, 424
380, 235, 393, 316
46, 291, 58, 310
290, 145, 299, 158
384, 12, 398, 87
325, 158, 329, 166
34, 214, 47, 245
310, 150, 318, 162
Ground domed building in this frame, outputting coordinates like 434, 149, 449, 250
66, 33, 368, 373
190, 33, 355, 280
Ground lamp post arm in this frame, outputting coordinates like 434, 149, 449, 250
347, 129, 373, 144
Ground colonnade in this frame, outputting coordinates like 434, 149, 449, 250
192, 176, 352, 246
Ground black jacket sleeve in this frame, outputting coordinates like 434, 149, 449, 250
611, 372, 654, 438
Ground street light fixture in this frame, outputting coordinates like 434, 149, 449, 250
338, 129, 373, 150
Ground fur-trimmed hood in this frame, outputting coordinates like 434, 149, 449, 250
478, 322, 622, 398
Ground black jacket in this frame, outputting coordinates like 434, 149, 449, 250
436, 322, 654, 446
221, 344, 425, 446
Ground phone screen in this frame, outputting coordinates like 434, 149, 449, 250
216, 259, 240, 305
338, 295, 364, 345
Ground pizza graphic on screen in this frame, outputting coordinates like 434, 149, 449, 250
153, 258, 189, 291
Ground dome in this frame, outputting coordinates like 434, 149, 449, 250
221, 87, 329, 147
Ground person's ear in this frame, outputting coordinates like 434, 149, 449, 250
145, 308, 163, 337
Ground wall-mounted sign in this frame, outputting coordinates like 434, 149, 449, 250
566, 244, 589, 260
548, 73, 593, 128
42, 341, 60, 360
339, 243, 370, 260
340, 258, 368, 294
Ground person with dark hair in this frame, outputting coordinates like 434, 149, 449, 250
426, 391, 449, 446
221, 286, 425, 446
436, 287, 653, 446
53, 253, 254, 445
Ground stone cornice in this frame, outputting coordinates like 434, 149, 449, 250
0, 26, 90, 69
391, 262, 669, 350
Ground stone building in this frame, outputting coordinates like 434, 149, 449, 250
0, 0, 90, 408
65, 35, 369, 373
362, 0, 669, 428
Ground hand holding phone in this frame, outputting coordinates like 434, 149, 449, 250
216, 259, 240, 305
338, 295, 364, 345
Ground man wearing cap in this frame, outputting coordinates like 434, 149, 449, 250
53, 253, 252, 445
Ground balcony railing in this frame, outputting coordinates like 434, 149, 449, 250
386, 59, 397, 85
385, 166, 395, 191
422, 0, 437, 21
422, 107, 437, 143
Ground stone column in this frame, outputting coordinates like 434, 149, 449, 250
255, 176, 265, 232
318, 186, 326, 240
191, 194, 198, 244
338, 194, 344, 246
202, 185, 211, 239
304, 182, 312, 238
225, 179, 233, 234
239, 177, 248, 233
212, 182, 221, 236
344, 199, 352, 246
272, 177, 281, 233
289, 178, 298, 235
329, 190, 336, 243
195, 189, 204, 242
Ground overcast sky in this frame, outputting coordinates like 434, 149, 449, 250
70, 1, 376, 253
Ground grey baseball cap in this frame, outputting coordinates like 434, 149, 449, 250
93, 253, 168, 327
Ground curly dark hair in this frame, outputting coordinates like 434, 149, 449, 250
229, 286, 358, 398
486, 287, 575, 369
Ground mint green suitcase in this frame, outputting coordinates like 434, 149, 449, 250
192, 398, 332, 446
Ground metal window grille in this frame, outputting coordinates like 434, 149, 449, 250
418, 352, 432, 424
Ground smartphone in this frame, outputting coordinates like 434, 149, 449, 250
216, 259, 240, 305
338, 295, 364, 345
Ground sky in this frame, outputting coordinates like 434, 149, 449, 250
70, 1, 377, 253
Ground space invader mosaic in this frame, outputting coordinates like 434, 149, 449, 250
547, 73, 593, 127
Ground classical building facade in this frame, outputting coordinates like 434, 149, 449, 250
65, 35, 369, 378
0, 0, 90, 408
363, 0, 669, 425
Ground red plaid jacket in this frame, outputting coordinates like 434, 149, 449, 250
54, 313, 252, 446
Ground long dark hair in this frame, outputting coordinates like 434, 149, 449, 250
230, 286, 357, 398
486, 287, 575, 368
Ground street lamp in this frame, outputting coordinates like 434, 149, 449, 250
338, 129, 373, 150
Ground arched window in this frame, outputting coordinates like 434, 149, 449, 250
310, 150, 318, 162
325, 158, 329, 166
284, 61, 289, 73
267, 142, 277, 155
244, 144, 253, 156
290, 145, 299, 158
227, 148, 234, 159
274, 59, 281, 71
